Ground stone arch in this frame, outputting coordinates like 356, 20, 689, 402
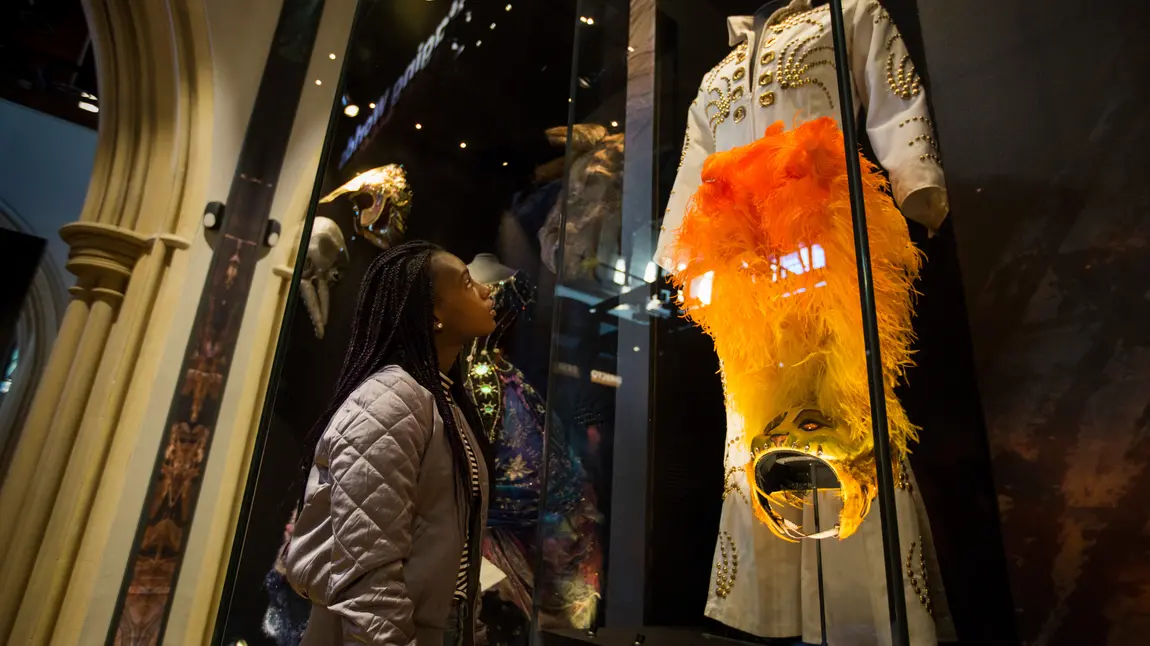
0, 205, 68, 473
0, 0, 212, 642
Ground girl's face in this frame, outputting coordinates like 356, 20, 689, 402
431, 252, 497, 341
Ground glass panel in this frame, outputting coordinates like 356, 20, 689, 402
538, 1, 966, 644
215, 1, 583, 644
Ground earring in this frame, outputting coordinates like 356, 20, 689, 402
435, 321, 444, 330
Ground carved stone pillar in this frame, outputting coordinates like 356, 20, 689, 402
0, 223, 149, 639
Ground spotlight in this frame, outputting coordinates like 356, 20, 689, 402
78, 101, 99, 113
460, 142, 468, 149
415, 123, 423, 130
314, 79, 322, 85
328, 53, 336, 60
369, 102, 376, 109
505, 4, 512, 10
344, 104, 360, 117
610, 120, 619, 127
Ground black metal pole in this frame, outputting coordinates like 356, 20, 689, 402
810, 465, 828, 646
825, 1, 909, 644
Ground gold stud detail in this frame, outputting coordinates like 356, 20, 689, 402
759, 71, 774, 86
722, 438, 749, 505
906, 538, 934, 616
761, 51, 775, 65
734, 106, 746, 122
715, 531, 738, 598
759, 92, 776, 107
777, 34, 836, 108
732, 86, 744, 101
899, 116, 934, 129
733, 67, 746, 82
706, 77, 735, 137
677, 131, 690, 170
886, 51, 922, 99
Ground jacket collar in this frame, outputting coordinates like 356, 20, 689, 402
728, 1, 813, 45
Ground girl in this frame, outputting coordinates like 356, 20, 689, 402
286, 241, 497, 646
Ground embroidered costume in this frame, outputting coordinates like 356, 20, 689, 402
655, 2, 954, 643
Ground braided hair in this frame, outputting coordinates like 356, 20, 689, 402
303, 240, 490, 498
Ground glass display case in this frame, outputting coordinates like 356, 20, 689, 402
213, 1, 1029, 645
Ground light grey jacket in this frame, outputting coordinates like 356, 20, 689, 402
285, 366, 489, 646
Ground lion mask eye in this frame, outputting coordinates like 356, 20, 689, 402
794, 409, 832, 432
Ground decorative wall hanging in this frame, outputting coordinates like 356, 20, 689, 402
108, 0, 326, 642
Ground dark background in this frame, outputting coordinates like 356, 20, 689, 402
917, 1, 1150, 644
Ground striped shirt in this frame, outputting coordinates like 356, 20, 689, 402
442, 371, 481, 601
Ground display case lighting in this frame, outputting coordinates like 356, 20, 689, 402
328, 53, 336, 60
476, 40, 482, 46
490, 22, 496, 29
344, 104, 360, 117
78, 101, 99, 113
505, 4, 512, 11
314, 79, 322, 85
611, 120, 619, 128
415, 123, 423, 130
369, 102, 376, 109
459, 142, 467, 149
502, 161, 508, 166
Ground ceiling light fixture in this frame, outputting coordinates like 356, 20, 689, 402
611, 120, 619, 127
314, 79, 322, 85
476, 40, 482, 46
369, 102, 376, 109
344, 104, 360, 117
505, 4, 512, 10
460, 142, 467, 149
78, 101, 99, 113
490, 22, 496, 29
415, 123, 423, 130
328, 53, 336, 60
587, 17, 595, 25
502, 161, 508, 167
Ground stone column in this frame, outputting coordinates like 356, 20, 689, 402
0, 224, 149, 640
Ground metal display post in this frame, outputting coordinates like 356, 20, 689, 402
809, 465, 829, 646
825, 0, 910, 644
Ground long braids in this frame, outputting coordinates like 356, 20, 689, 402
303, 241, 490, 499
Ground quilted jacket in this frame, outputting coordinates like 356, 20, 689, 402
285, 366, 490, 646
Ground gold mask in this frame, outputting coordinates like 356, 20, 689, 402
748, 406, 890, 542
320, 164, 412, 250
